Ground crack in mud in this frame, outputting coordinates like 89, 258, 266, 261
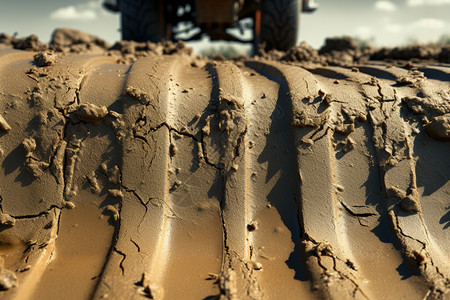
113, 247, 126, 276
9, 206, 61, 220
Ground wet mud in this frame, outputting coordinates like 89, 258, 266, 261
0, 29, 448, 299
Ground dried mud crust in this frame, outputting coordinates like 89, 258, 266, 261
259, 36, 450, 66
0, 30, 449, 300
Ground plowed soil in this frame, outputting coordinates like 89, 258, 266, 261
0, 29, 449, 300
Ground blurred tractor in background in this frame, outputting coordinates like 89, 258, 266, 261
104, 0, 318, 51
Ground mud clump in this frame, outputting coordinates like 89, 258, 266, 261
0, 33, 47, 51
33, 51, 57, 67
261, 36, 371, 66
425, 114, 450, 141
396, 69, 426, 87
318, 36, 370, 66
0, 114, 11, 132
280, 42, 326, 65
260, 36, 449, 66
109, 39, 193, 64
50, 28, 111, 53
2, 30, 449, 65
320, 36, 359, 53
76, 103, 109, 123
438, 46, 450, 62
371, 44, 448, 62
0, 28, 195, 64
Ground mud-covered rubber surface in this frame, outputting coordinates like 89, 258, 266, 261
0, 31, 449, 300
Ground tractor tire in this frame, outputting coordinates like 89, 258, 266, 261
0, 43, 449, 300
120, 0, 164, 42
260, 0, 299, 51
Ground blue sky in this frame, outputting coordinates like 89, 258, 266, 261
0, 0, 449, 52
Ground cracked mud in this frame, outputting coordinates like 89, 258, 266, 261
0, 30, 449, 300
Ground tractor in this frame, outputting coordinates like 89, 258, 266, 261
103, 0, 318, 51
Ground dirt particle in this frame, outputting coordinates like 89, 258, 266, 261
26, 160, 50, 178
104, 205, 119, 222
334, 123, 355, 135
0, 114, 11, 132
108, 110, 122, 119
108, 166, 121, 184
0, 213, 15, 227
293, 110, 329, 128
342, 137, 355, 152
301, 138, 314, 146
386, 186, 407, 200
22, 138, 36, 156
201, 124, 210, 136
125, 87, 153, 105
86, 171, 101, 194
170, 181, 182, 191
50, 140, 66, 184
357, 114, 367, 122
108, 189, 123, 198
351, 67, 359, 73
76, 103, 108, 123
249, 261, 263, 270
425, 114, 450, 141
315, 242, 334, 257
400, 196, 420, 213
33, 51, 57, 67
64, 201, 75, 209
206, 273, 219, 280
412, 250, 426, 265
318, 89, 326, 98
169, 143, 178, 156
247, 221, 258, 232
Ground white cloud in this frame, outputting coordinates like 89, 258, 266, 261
375, 1, 397, 11
50, 1, 101, 21
407, 0, 450, 6
412, 18, 446, 28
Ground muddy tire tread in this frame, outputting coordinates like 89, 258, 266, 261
120, 0, 164, 42
260, 0, 299, 51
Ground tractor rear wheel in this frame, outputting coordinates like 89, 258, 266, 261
120, 0, 165, 42
260, 0, 299, 51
